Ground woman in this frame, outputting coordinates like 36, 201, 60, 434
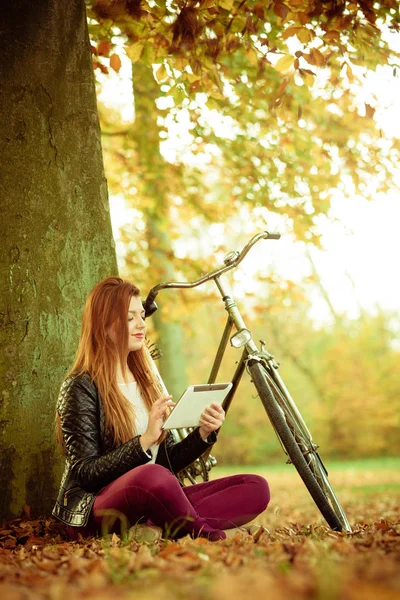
53, 277, 270, 541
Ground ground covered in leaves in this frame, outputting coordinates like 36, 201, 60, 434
0, 460, 399, 599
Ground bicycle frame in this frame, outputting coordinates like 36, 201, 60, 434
145, 231, 352, 531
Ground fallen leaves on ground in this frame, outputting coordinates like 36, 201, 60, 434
0, 466, 399, 599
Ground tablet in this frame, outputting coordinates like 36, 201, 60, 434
162, 383, 233, 430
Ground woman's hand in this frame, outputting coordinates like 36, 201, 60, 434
199, 402, 225, 441
140, 395, 175, 451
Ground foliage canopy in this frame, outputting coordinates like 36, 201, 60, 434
88, 0, 400, 243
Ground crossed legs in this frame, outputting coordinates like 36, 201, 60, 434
88, 464, 270, 541
69, 464, 270, 540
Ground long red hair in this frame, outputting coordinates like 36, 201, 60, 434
56, 277, 164, 451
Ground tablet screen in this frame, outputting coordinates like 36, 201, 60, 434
162, 382, 233, 430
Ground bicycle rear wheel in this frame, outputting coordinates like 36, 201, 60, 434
248, 359, 350, 532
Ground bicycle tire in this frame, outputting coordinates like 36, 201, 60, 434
261, 367, 351, 531
248, 359, 344, 531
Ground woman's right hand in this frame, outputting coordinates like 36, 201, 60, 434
140, 395, 175, 451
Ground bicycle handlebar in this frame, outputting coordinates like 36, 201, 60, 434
144, 230, 280, 316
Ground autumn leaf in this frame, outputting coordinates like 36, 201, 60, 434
281, 26, 302, 40
282, 26, 314, 43
274, 2, 289, 20
219, 0, 234, 11
365, 103, 375, 119
323, 30, 341, 42
298, 28, 314, 43
174, 57, 189, 70
127, 43, 144, 63
299, 68, 315, 87
245, 47, 258, 66
344, 62, 354, 82
97, 40, 111, 56
110, 53, 122, 73
277, 78, 290, 96
93, 61, 109, 74
189, 80, 201, 93
172, 85, 186, 106
158, 542, 182, 558
275, 55, 295, 72
302, 49, 322, 67
110, 532, 121, 547
155, 63, 168, 81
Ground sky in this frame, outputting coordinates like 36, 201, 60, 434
98, 30, 400, 329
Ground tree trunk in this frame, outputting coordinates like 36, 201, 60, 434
0, 0, 118, 522
131, 62, 187, 399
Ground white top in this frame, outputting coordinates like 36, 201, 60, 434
118, 381, 160, 463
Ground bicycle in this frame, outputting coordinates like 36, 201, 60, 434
144, 231, 352, 533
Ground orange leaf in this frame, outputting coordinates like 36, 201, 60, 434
281, 26, 303, 40
310, 48, 325, 66
158, 542, 182, 558
97, 40, 111, 56
274, 2, 289, 20
304, 48, 325, 67
277, 78, 289, 96
253, 2, 265, 19
110, 53, 122, 73
190, 80, 201, 93
365, 103, 375, 119
345, 62, 354, 82
376, 519, 390, 531
323, 30, 341, 42
93, 61, 108, 74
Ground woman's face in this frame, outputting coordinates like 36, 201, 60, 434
108, 295, 146, 352
127, 296, 146, 352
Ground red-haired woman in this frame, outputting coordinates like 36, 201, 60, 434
53, 277, 270, 541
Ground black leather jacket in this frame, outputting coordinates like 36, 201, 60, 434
52, 373, 216, 527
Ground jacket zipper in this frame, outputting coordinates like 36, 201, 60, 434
63, 487, 81, 507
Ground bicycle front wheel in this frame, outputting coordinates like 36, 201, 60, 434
248, 359, 349, 532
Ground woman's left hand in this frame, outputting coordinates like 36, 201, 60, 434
199, 402, 225, 441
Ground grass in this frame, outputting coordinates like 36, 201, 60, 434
210, 457, 400, 531
211, 456, 400, 474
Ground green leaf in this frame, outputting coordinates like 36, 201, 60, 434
172, 86, 186, 106
230, 16, 246, 33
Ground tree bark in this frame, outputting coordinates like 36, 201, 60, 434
0, 0, 118, 522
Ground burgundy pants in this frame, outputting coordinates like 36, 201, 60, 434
68, 464, 270, 541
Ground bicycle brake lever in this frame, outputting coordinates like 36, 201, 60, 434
144, 300, 158, 318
